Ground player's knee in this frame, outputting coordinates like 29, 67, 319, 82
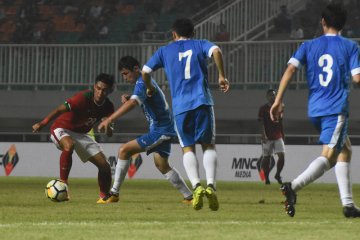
156, 162, 170, 174
118, 146, 131, 160
62, 142, 74, 152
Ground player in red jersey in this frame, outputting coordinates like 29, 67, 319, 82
258, 89, 285, 184
32, 73, 116, 203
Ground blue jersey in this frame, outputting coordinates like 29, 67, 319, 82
144, 39, 219, 115
131, 77, 176, 136
288, 34, 360, 117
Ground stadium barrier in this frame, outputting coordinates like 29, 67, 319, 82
2, 142, 360, 184
0, 41, 309, 90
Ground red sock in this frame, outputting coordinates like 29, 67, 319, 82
98, 167, 111, 198
60, 151, 73, 183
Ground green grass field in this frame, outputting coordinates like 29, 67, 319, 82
0, 177, 359, 240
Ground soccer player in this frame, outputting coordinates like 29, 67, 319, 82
270, 4, 360, 217
32, 73, 115, 203
98, 56, 193, 203
258, 89, 285, 184
141, 18, 230, 211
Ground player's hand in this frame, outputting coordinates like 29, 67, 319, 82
98, 118, 110, 133
32, 122, 43, 133
146, 85, 156, 97
121, 94, 131, 104
219, 78, 230, 93
270, 101, 283, 122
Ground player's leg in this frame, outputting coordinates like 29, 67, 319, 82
336, 137, 360, 217
273, 138, 285, 184
274, 152, 284, 184
88, 151, 113, 203
153, 152, 193, 203
174, 109, 204, 210
281, 115, 343, 217
260, 141, 272, 184
50, 128, 75, 184
111, 139, 143, 196
197, 105, 219, 211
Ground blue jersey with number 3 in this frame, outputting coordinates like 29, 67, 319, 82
288, 34, 360, 117
144, 39, 219, 116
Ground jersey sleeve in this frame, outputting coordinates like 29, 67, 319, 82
130, 81, 147, 105
350, 43, 360, 76
201, 40, 219, 58
143, 48, 164, 73
288, 42, 307, 68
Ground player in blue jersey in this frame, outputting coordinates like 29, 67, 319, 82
270, 4, 360, 218
142, 18, 230, 211
98, 56, 193, 203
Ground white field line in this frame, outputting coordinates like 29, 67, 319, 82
0, 220, 354, 228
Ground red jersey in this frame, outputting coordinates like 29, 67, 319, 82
51, 90, 114, 133
258, 103, 283, 140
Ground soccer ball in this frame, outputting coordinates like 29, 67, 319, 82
45, 179, 68, 202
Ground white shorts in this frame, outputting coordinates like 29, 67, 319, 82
262, 138, 285, 157
50, 128, 103, 163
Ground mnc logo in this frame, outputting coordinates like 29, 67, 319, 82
232, 158, 258, 170
232, 157, 259, 178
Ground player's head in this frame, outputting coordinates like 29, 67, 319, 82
172, 18, 194, 39
118, 56, 141, 84
93, 73, 115, 102
321, 4, 347, 31
266, 89, 276, 103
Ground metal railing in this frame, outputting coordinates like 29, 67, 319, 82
194, 0, 305, 41
1, 39, 359, 90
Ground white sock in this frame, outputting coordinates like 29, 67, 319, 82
164, 168, 193, 199
183, 151, 200, 189
335, 162, 354, 206
203, 149, 217, 188
111, 159, 129, 194
292, 156, 330, 192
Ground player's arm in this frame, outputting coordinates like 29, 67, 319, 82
32, 103, 68, 132
98, 99, 138, 133
212, 48, 229, 93
141, 71, 156, 97
352, 74, 360, 85
270, 64, 296, 122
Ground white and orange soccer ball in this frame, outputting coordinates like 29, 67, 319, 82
45, 179, 68, 202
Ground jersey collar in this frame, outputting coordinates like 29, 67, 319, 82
176, 37, 190, 41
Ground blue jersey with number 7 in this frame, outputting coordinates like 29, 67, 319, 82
288, 34, 360, 117
144, 39, 219, 116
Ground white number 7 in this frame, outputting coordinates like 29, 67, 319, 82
179, 50, 193, 79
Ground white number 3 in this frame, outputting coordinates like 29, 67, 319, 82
179, 50, 193, 79
318, 54, 333, 87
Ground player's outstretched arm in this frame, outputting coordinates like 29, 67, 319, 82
212, 48, 229, 93
32, 104, 68, 132
270, 64, 296, 122
98, 99, 138, 133
141, 71, 156, 97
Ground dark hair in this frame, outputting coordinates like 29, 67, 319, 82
267, 89, 276, 95
321, 4, 347, 30
95, 73, 115, 88
118, 56, 140, 71
172, 18, 194, 38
